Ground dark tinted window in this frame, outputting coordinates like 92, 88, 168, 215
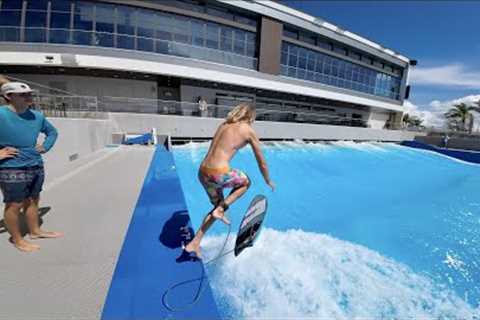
28, 0, 48, 10
95, 3, 114, 33
283, 27, 297, 39
51, 11, 71, 29
0, 9, 21, 26
26, 10, 47, 27
51, 0, 72, 12
1, 0, 23, 10
117, 6, 136, 35
74, 1, 94, 30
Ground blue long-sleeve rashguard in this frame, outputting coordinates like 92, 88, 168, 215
0, 106, 58, 168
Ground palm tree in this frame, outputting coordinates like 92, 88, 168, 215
444, 103, 480, 133
410, 116, 424, 128
402, 113, 410, 128
402, 113, 424, 129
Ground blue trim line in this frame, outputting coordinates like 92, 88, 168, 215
401, 141, 480, 164
102, 145, 221, 320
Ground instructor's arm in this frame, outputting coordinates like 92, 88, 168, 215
36, 116, 58, 154
249, 128, 275, 191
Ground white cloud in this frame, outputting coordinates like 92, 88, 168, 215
403, 101, 444, 128
404, 95, 480, 129
410, 64, 480, 89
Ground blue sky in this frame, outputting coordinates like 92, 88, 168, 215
283, 0, 480, 127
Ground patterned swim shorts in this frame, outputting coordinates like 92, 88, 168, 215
198, 164, 249, 205
0, 166, 45, 203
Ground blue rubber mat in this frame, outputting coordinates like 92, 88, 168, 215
102, 145, 221, 320
401, 140, 480, 164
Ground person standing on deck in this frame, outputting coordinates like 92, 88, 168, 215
0, 77, 62, 252
184, 102, 275, 258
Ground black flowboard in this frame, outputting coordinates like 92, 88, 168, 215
234, 195, 268, 257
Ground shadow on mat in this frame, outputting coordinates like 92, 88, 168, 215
159, 210, 194, 250
0, 206, 51, 236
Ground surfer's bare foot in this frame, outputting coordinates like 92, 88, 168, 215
212, 206, 230, 225
29, 230, 63, 240
12, 238, 40, 252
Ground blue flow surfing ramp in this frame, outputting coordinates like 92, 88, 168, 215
101, 145, 221, 320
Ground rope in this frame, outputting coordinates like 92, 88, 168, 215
162, 222, 233, 312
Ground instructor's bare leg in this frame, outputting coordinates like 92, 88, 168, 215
25, 197, 63, 239
4, 202, 40, 252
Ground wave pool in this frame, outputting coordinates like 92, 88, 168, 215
173, 141, 480, 319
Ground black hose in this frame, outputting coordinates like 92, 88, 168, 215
162, 223, 233, 312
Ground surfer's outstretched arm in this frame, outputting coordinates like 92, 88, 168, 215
249, 129, 275, 191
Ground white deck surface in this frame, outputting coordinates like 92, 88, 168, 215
0, 146, 154, 320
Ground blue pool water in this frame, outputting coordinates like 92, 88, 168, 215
173, 141, 480, 319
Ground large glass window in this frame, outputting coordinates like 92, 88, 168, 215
220, 27, 233, 52
246, 32, 255, 57
25, 11, 47, 42
281, 42, 402, 101
0, 0, 258, 69
73, 1, 93, 45
162, 0, 257, 27
51, 0, 71, 11
1, 0, 23, 9
283, 27, 297, 40
50, 1, 71, 44
0, 3, 22, 26
156, 12, 173, 41
206, 5, 234, 21
136, 9, 155, 39
116, 6, 135, 50
95, 3, 114, 33
117, 6, 135, 35
233, 29, 245, 55
136, 9, 155, 52
206, 23, 219, 50
51, 11, 71, 29
190, 20, 203, 46
25, 1, 48, 43
28, 0, 48, 10
172, 15, 190, 44
0, 0, 22, 41
163, 0, 204, 13
94, 3, 114, 47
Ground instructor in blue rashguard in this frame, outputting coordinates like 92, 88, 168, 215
0, 79, 62, 252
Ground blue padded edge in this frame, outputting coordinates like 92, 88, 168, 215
401, 140, 480, 164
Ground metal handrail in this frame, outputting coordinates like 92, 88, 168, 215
100, 96, 368, 126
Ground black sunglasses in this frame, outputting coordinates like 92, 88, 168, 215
17, 92, 33, 97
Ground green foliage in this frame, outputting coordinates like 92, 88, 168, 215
402, 113, 424, 128
444, 103, 480, 133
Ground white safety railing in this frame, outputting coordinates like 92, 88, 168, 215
33, 94, 99, 117
27, 92, 367, 127
101, 96, 368, 127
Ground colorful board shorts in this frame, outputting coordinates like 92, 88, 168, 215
0, 166, 44, 203
198, 164, 249, 205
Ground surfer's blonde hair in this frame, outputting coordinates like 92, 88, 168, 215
0, 75, 10, 88
225, 102, 256, 124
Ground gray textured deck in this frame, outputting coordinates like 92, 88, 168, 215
0, 146, 154, 320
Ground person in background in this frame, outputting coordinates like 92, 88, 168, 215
0, 76, 62, 252
183, 102, 275, 259
444, 133, 450, 149
198, 96, 208, 117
